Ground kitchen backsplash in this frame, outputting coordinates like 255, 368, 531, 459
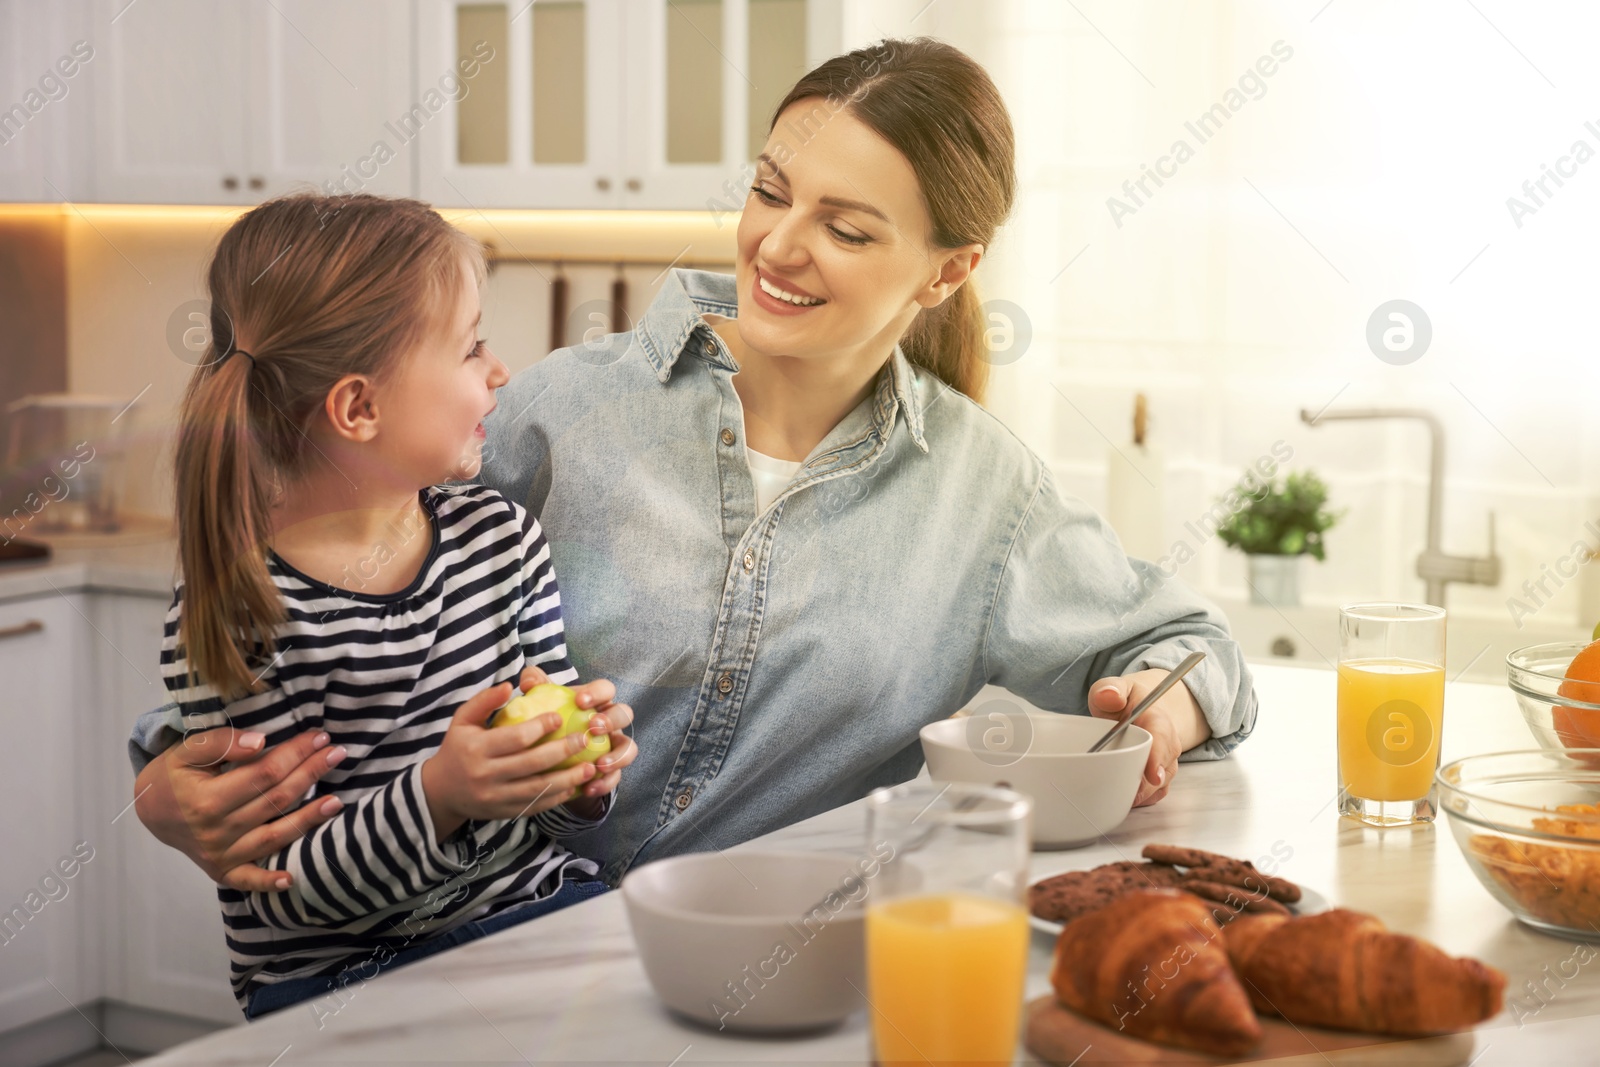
0, 206, 735, 535
0, 209, 69, 512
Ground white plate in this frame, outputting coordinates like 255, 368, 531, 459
1028, 884, 1331, 939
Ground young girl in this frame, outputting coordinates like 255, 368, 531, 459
160, 194, 636, 1019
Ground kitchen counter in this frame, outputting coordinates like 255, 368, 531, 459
138, 663, 1599, 1065
0, 518, 175, 603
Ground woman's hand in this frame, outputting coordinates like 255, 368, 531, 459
133, 727, 349, 892
1087, 669, 1211, 807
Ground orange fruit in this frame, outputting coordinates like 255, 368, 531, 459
1554, 641, 1600, 749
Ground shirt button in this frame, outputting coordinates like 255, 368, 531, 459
742, 549, 755, 572
702, 339, 715, 356
720, 428, 736, 446
675, 789, 693, 811
717, 671, 734, 695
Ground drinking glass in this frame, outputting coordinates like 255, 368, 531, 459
1337, 603, 1447, 826
863, 781, 1032, 1066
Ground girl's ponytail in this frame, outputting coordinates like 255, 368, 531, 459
171, 194, 484, 699
174, 347, 282, 699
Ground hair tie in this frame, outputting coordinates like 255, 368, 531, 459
222, 349, 257, 371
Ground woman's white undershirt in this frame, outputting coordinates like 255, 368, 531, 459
746, 446, 803, 513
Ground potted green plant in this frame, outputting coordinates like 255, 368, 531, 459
1215, 470, 1342, 606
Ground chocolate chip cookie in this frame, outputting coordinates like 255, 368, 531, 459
1028, 861, 1184, 924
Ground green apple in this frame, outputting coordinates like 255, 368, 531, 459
491, 682, 611, 770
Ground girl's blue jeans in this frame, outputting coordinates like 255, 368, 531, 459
243, 876, 610, 1021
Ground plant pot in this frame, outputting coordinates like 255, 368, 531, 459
1246, 553, 1301, 607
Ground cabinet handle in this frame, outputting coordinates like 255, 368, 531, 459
595, 177, 612, 191
249, 176, 265, 190
626, 178, 641, 192
0, 620, 43, 642
222, 176, 239, 191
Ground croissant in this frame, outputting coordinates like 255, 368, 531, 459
1224, 909, 1506, 1035
1050, 888, 1262, 1055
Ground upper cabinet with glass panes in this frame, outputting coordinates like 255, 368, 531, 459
416, 0, 841, 209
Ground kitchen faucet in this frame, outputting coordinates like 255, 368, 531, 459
1299, 407, 1501, 608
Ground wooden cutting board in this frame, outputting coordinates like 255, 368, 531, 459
1025, 996, 1478, 1066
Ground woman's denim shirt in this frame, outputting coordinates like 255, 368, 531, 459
130, 268, 1257, 885
479, 270, 1256, 882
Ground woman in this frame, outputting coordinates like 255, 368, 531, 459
132, 38, 1256, 893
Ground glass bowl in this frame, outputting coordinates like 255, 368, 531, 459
1506, 642, 1600, 751
1437, 750, 1600, 938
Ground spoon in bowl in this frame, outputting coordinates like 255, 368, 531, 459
1085, 650, 1207, 754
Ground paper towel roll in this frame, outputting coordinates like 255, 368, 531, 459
1107, 444, 1165, 562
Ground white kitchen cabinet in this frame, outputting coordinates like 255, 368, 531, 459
417, 0, 841, 209
0, 587, 238, 1051
415, 0, 624, 209
89, 593, 239, 1025
10, 0, 848, 207
0, 594, 90, 1034
88, 0, 417, 204
0, 0, 48, 201
243, 0, 417, 200
88, 0, 249, 204
0, 0, 91, 202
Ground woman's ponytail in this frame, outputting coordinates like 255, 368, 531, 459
901, 278, 989, 404
174, 350, 283, 699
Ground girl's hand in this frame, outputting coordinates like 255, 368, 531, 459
133, 727, 348, 892
420, 683, 600, 840
516, 667, 638, 814
517, 664, 553, 690
1087, 669, 1211, 807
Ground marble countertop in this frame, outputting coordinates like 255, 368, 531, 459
0, 517, 175, 602
140, 662, 1600, 1065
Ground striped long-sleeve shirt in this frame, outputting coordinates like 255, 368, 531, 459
159, 484, 611, 1007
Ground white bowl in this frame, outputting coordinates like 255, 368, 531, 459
621, 851, 868, 1033
920, 711, 1152, 849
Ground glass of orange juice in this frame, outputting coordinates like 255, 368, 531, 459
1337, 602, 1447, 826
863, 782, 1032, 1067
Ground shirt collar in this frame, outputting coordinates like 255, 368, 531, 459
638, 268, 929, 454
875, 342, 929, 454
637, 268, 739, 380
